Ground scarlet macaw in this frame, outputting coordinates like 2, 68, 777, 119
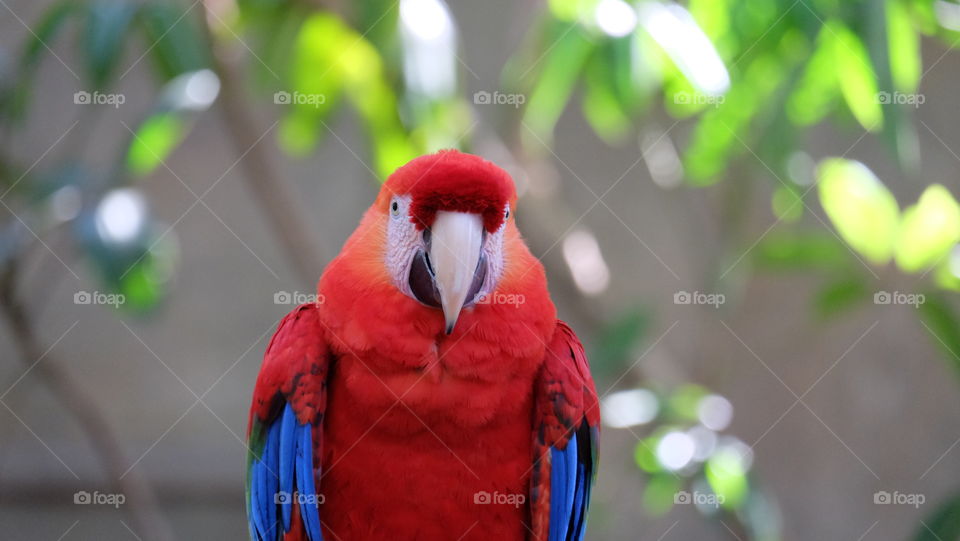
246, 150, 600, 540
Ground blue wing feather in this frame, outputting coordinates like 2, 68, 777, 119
548, 440, 570, 541
250, 456, 267, 539
296, 421, 324, 541
264, 420, 281, 539
279, 404, 297, 531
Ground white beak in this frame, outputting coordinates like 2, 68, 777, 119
429, 211, 483, 334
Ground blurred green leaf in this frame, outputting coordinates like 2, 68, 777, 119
817, 158, 899, 264
589, 307, 649, 382
887, 0, 921, 93
83, 0, 137, 87
667, 384, 708, 421
915, 491, 960, 541
547, 0, 591, 22
137, 2, 209, 80
74, 198, 174, 312
771, 185, 804, 222
917, 292, 960, 377
280, 13, 416, 177
279, 13, 344, 155
643, 474, 682, 515
895, 184, 960, 273
126, 113, 184, 176
523, 22, 594, 145
119, 255, 164, 310
814, 275, 870, 317
828, 20, 883, 131
753, 230, 851, 271
787, 25, 839, 126
634, 436, 663, 474
705, 449, 748, 509
683, 53, 786, 184
4, 1, 78, 119
688, 0, 732, 49
582, 41, 634, 144
23, 1, 78, 69
934, 256, 960, 291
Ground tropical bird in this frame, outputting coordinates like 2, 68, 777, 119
246, 150, 600, 541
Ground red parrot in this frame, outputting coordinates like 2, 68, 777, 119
246, 150, 600, 541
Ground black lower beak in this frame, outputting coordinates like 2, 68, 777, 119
408, 249, 487, 331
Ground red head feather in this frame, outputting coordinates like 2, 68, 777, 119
384, 149, 516, 232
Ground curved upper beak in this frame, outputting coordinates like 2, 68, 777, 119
429, 211, 484, 334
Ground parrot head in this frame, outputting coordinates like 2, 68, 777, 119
378, 150, 516, 334
320, 149, 555, 394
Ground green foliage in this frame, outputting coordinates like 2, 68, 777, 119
82, 0, 138, 87
817, 158, 899, 265
589, 307, 649, 382
895, 185, 960, 272
126, 112, 184, 176
915, 492, 960, 541
918, 292, 960, 377
137, 3, 210, 79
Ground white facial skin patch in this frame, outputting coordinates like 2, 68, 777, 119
384, 195, 507, 306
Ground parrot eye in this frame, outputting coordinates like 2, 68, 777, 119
390, 200, 400, 216
504, 207, 510, 219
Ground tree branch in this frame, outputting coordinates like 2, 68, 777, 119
199, 2, 329, 287
0, 261, 175, 541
